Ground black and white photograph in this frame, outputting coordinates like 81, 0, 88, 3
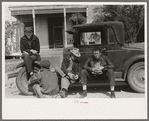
2, 2, 147, 119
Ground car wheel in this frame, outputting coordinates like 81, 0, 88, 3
16, 67, 40, 95
127, 62, 145, 93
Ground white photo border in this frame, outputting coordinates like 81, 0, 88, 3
2, 2, 148, 119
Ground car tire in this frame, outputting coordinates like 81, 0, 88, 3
127, 62, 145, 93
16, 67, 40, 95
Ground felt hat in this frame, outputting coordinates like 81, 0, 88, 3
40, 60, 51, 69
70, 48, 81, 57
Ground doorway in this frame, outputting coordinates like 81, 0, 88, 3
48, 16, 63, 48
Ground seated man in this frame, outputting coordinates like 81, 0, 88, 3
59, 48, 81, 98
80, 48, 116, 98
20, 27, 41, 78
29, 60, 59, 98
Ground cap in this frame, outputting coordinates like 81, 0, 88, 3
24, 27, 33, 32
40, 60, 51, 69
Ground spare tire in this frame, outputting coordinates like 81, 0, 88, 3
16, 67, 40, 95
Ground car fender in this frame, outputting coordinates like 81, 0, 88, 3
123, 54, 144, 80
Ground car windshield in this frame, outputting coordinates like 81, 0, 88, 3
79, 31, 102, 45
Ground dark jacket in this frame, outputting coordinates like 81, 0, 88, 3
83, 54, 114, 72
61, 56, 81, 76
35, 69, 59, 95
20, 35, 40, 54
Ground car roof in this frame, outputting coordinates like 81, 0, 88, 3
73, 21, 123, 28
70, 21, 125, 44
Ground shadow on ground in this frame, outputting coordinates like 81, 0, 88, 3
67, 82, 136, 97
7, 82, 138, 98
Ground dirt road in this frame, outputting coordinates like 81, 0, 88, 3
5, 77, 145, 99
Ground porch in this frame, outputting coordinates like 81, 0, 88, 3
9, 5, 87, 49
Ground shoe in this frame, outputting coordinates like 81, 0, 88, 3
59, 88, 67, 98
37, 94, 45, 98
29, 73, 40, 84
111, 91, 116, 98
80, 91, 87, 98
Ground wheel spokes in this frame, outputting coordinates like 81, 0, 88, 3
133, 67, 145, 88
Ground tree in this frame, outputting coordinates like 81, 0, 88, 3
5, 21, 15, 41
69, 13, 86, 25
93, 5, 144, 43
5, 20, 23, 56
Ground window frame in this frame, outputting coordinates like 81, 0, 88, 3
76, 26, 107, 47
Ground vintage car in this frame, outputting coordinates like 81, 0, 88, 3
64, 21, 144, 93
16, 21, 144, 95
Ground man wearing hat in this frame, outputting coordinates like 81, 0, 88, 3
20, 27, 41, 78
59, 48, 81, 98
29, 60, 59, 98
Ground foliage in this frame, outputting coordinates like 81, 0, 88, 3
69, 13, 86, 25
93, 5, 144, 43
5, 43, 11, 56
5, 20, 23, 56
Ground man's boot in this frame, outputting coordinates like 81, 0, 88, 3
80, 90, 87, 98
110, 85, 116, 98
59, 88, 67, 98
80, 85, 87, 98
111, 91, 116, 98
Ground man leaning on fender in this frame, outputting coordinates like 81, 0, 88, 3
80, 47, 116, 98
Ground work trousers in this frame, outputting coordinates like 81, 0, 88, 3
61, 77, 76, 90
22, 54, 39, 73
54, 67, 77, 90
32, 84, 43, 98
32, 83, 59, 98
80, 69, 115, 86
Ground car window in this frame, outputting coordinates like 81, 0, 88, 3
79, 31, 102, 45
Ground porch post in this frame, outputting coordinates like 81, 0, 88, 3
32, 9, 36, 35
63, 8, 67, 48
86, 6, 88, 23
86, 7, 88, 17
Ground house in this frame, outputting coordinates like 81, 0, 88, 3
9, 5, 96, 67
